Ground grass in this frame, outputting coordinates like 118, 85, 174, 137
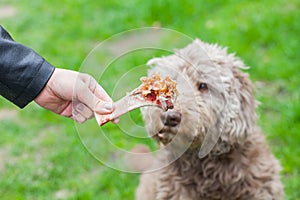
0, 0, 299, 199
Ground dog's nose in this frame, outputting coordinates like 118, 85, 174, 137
160, 110, 181, 127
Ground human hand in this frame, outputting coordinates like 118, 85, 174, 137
34, 68, 114, 123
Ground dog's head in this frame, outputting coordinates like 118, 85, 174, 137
141, 39, 257, 156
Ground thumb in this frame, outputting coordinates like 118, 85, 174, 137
94, 100, 114, 114
75, 80, 114, 115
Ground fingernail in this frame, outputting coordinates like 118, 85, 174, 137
104, 103, 113, 111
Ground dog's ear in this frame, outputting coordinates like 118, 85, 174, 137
221, 68, 257, 145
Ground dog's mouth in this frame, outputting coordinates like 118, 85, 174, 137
153, 126, 177, 145
153, 123, 207, 149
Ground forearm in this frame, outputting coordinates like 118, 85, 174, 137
0, 25, 55, 108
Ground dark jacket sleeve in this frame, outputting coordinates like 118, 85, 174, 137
0, 25, 55, 108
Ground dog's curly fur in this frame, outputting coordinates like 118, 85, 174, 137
135, 39, 283, 200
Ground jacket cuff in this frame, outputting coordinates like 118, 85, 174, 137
13, 60, 55, 108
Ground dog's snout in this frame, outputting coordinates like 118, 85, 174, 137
160, 110, 181, 127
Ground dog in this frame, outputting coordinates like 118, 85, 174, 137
134, 39, 283, 200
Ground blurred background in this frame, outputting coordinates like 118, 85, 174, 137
0, 0, 299, 199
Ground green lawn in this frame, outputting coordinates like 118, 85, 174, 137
0, 0, 299, 199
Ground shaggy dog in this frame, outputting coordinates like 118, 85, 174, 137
134, 39, 283, 200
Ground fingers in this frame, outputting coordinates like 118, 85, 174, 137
71, 110, 86, 123
79, 73, 112, 102
74, 102, 93, 119
38, 68, 116, 124
95, 100, 114, 114
74, 75, 115, 115
50, 69, 116, 123
70, 102, 93, 123
72, 73, 116, 123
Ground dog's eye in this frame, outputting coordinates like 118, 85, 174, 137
198, 82, 208, 92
